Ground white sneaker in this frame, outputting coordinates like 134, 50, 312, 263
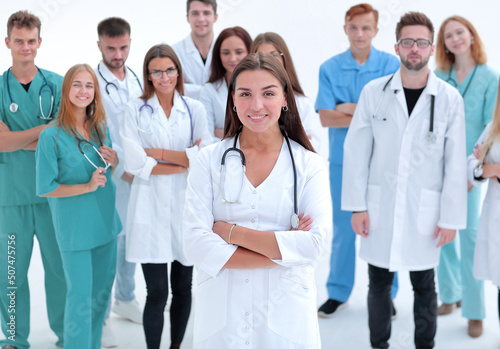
112, 299, 143, 324
101, 319, 118, 348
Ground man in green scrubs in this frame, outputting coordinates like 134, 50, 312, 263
0, 11, 66, 349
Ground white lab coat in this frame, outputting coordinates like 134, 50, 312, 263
199, 79, 227, 140
183, 137, 332, 348
173, 34, 214, 99
95, 61, 143, 233
342, 69, 467, 271
120, 92, 213, 264
467, 123, 500, 287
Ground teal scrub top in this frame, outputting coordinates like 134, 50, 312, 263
315, 47, 400, 165
35, 124, 121, 252
0, 68, 62, 206
435, 64, 499, 154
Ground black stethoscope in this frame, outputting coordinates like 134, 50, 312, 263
97, 62, 143, 97
372, 74, 436, 145
6, 66, 54, 119
75, 127, 110, 171
445, 65, 477, 98
220, 126, 299, 229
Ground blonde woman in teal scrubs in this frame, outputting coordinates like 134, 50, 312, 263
36, 64, 121, 349
435, 16, 499, 338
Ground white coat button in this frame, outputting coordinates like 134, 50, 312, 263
251, 205, 255, 209
245, 279, 249, 283
253, 190, 256, 194
246, 341, 250, 345
251, 219, 255, 223
245, 312, 249, 316
245, 326, 249, 330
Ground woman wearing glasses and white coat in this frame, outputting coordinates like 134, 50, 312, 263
184, 52, 332, 349
120, 44, 212, 349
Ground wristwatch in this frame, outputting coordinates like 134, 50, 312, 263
473, 165, 484, 179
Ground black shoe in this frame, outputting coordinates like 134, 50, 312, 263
318, 299, 347, 318
391, 300, 397, 321
2, 345, 19, 349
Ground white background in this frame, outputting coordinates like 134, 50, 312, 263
4, 0, 500, 348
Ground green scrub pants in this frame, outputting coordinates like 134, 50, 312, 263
0, 203, 66, 349
437, 187, 485, 320
61, 239, 116, 349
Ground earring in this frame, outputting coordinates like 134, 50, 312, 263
471, 38, 474, 45
445, 49, 450, 54
233, 105, 237, 112
282, 105, 288, 112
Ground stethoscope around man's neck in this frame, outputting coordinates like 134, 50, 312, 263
220, 125, 300, 229
6, 66, 54, 119
97, 61, 143, 95
372, 74, 437, 145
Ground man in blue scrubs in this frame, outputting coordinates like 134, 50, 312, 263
315, 3, 399, 317
0, 11, 66, 349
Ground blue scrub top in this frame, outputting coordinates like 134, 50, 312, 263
35, 124, 121, 252
315, 47, 399, 164
435, 64, 499, 154
0, 68, 62, 206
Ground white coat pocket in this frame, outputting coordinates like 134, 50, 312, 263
193, 269, 228, 343
417, 188, 441, 235
366, 184, 381, 233
267, 266, 318, 345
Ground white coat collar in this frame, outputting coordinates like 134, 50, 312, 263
98, 60, 131, 84
390, 68, 438, 96
184, 33, 215, 55
148, 91, 188, 115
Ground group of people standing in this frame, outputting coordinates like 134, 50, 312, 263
0, 2, 499, 349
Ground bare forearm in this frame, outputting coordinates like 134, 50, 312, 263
150, 163, 187, 175
146, 148, 190, 167
0, 125, 45, 152
318, 109, 352, 128
223, 247, 278, 269
22, 140, 38, 151
41, 183, 91, 198
231, 225, 282, 260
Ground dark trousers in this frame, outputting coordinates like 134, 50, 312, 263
368, 264, 437, 349
141, 261, 193, 349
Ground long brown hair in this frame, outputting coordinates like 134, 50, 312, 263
54, 64, 107, 143
479, 81, 500, 163
435, 16, 487, 71
140, 44, 184, 101
251, 32, 305, 96
208, 26, 252, 83
224, 52, 314, 152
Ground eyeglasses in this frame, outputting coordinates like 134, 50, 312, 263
270, 51, 283, 58
149, 68, 178, 79
397, 38, 432, 49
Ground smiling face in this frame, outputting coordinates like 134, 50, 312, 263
187, 1, 218, 39
69, 70, 95, 111
232, 69, 287, 134
220, 35, 248, 76
396, 25, 434, 72
5, 26, 41, 64
443, 20, 473, 58
98, 33, 131, 71
344, 12, 378, 51
148, 57, 178, 97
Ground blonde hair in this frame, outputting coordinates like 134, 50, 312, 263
53, 64, 107, 143
479, 82, 500, 163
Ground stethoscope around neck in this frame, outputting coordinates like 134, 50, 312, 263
445, 64, 477, 98
97, 62, 143, 97
220, 125, 300, 229
6, 66, 54, 119
372, 74, 437, 145
137, 95, 194, 147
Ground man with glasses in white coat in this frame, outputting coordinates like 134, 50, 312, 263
342, 12, 467, 349
95, 17, 143, 348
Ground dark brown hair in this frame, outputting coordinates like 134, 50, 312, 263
435, 16, 486, 71
396, 12, 434, 41
187, 0, 217, 14
251, 32, 305, 96
97, 17, 130, 38
7, 10, 41, 38
345, 3, 378, 25
209, 26, 252, 83
140, 44, 184, 101
224, 52, 314, 152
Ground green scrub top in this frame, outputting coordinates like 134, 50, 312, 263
0, 68, 62, 206
435, 64, 499, 154
35, 124, 122, 252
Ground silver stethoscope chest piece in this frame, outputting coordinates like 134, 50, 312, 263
9, 103, 18, 113
290, 213, 299, 230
